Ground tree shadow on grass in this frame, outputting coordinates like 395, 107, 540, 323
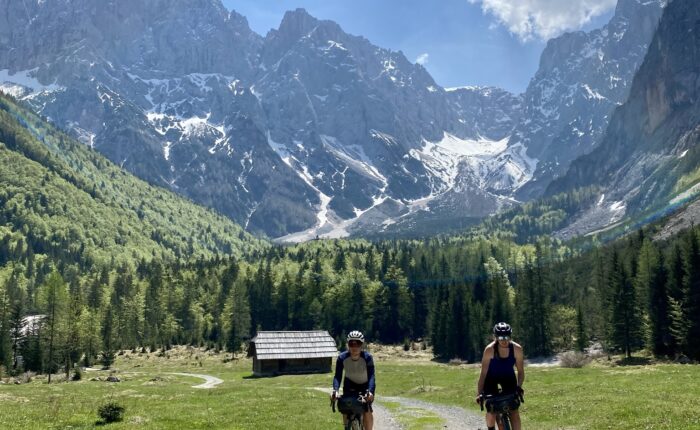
615, 356, 653, 366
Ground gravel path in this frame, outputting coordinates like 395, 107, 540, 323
370, 402, 405, 430
382, 396, 484, 430
170, 372, 223, 389
313, 387, 403, 429
313, 388, 486, 429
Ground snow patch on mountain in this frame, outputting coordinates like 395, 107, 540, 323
413, 132, 516, 193
321, 135, 388, 186
0, 68, 63, 97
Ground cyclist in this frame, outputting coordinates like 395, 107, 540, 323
331, 330, 375, 430
476, 322, 525, 430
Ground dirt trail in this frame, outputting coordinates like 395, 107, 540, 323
170, 372, 223, 389
382, 395, 484, 429
313, 388, 486, 429
313, 387, 403, 429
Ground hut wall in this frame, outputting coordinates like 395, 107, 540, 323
277, 357, 331, 374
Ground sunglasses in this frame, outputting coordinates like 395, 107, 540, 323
497, 336, 511, 341
348, 341, 362, 347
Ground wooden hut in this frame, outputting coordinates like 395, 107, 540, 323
248, 331, 338, 376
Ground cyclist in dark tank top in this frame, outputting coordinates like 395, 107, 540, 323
476, 322, 525, 430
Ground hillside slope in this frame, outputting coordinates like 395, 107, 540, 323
0, 94, 265, 266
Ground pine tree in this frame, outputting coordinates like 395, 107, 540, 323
0, 279, 11, 369
484, 257, 512, 325
9, 300, 25, 372
39, 270, 69, 382
609, 253, 643, 358
648, 253, 671, 356
683, 229, 700, 360
275, 272, 292, 330
333, 247, 347, 273
365, 249, 377, 281
225, 279, 250, 354
348, 277, 365, 333
144, 261, 164, 348
575, 303, 587, 352
101, 305, 116, 369
665, 243, 684, 356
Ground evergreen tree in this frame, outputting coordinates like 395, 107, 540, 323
683, 230, 700, 360
365, 249, 377, 281
275, 272, 292, 330
225, 280, 250, 354
333, 247, 347, 273
648, 253, 671, 356
9, 300, 25, 372
38, 270, 69, 382
575, 303, 587, 352
347, 276, 365, 333
0, 279, 11, 369
609, 253, 643, 358
485, 257, 512, 325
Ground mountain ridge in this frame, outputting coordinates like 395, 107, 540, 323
0, 0, 666, 239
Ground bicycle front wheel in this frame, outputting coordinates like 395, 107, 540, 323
500, 413, 511, 430
351, 417, 362, 430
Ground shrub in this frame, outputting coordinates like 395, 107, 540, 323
97, 402, 125, 423
100, 350, 116, 369
72, 368, 82, 381
559, 351, 591, 368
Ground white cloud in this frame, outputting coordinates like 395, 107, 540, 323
469, 0, 617, 41
415, 53, 429, 65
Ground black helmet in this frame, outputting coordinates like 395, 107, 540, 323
493, 322, 512, 337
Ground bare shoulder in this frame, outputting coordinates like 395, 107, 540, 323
483, 341, 496, 357
511, 342, 524, 357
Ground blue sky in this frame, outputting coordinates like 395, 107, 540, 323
222, 0, 616, 94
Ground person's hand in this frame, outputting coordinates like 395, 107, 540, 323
475, 394, 483, 405
331, 390, 338, 401
516, 386, 524, 397
366, 392, 374, 403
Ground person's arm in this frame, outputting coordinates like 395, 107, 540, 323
332, 354, 344, 394
365, 352, 376, 396
476, 344, 492, 401
514, 343, 525, 389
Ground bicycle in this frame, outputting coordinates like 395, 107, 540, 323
331, 391, 369, 430
479, 391, 524, 430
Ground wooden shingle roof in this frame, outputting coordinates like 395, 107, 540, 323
251, 331, 338, 360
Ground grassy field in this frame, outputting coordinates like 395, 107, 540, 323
0, 347, 698, 429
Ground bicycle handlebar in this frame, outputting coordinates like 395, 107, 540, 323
331, 391, 370, 415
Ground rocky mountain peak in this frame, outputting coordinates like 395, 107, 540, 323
277, 8, 321, 38
511, 0, 665, 200
0, 0, 557, 239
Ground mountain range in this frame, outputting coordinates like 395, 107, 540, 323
0, 0, 668, 239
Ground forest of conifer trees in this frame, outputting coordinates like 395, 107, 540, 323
2, 219, 699, 379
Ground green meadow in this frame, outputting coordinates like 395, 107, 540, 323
0, 347, 698, 429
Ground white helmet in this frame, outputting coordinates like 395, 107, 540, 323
347, 330, 365, 344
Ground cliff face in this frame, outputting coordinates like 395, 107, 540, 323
511, 0, 665, 200
548, 0, 700, 238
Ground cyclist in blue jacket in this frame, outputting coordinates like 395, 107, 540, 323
331, 330, 375, 430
